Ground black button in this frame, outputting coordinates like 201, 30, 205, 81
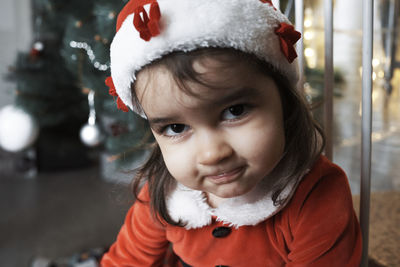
212, 226, 231, 238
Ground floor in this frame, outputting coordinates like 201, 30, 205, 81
353, 192, 400, 267
0, 167, 134, 267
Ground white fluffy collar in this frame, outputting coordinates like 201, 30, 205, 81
166, 174, 304, 229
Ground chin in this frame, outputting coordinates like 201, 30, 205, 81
214, 185, 253, 199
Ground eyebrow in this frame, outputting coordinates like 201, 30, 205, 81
148, 116, 181, 127
209, 86, 260, 106
148, 86, 261, 127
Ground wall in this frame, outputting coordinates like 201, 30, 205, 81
0, 0, 32, 108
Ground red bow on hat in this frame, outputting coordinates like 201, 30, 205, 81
116, 0, 161, 42
275, 23, 301, 63
133, 1, 161, 41
105, 77, 129, 112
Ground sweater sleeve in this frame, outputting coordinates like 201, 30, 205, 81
286, 161, 362, 267
101, 184, 170, 267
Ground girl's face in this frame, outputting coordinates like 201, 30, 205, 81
136, 57, 285, 206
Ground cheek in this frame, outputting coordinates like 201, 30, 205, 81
257, 128, 285, 163
235, 120, 285, 168
158, 142, 195, 182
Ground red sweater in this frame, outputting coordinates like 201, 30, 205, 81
101, 156, 362, 266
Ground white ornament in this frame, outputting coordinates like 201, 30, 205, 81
80, 90, 103, 147
0, 105, 39, 152
33, 41, 44, 51
80, 123, 103, 147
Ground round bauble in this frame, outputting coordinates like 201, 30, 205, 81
0, 105, 39, 152
33, 41, 44, 51
80, 123, 103, 147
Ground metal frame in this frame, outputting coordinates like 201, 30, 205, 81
383, 0, 400, 95
284, 0, 294, 17
360, 0, 374, 266
295, 0, 304, 90
324, 0, 334, 161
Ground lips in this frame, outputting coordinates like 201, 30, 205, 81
204, 166, 245, 184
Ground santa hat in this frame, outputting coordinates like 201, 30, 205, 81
106, 0, 301, 114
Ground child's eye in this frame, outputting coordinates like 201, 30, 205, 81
221, 104, 248, 120
163, 124, 189, 137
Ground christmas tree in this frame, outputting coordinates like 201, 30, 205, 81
7, 0, 152, 178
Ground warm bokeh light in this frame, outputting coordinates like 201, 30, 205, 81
304, 19, 312, 28
372, 58, 380, 68
304, 31, 314, 40
304, 47, 315, 57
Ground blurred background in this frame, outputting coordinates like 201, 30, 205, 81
0, 0, 399, 266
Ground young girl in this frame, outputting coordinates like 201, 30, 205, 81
101, 0, 362, 266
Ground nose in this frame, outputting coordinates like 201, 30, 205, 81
196, 130, 233, 166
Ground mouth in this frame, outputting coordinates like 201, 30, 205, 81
204, 166, 245, 185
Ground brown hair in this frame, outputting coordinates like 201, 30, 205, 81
131, 48, 325, 226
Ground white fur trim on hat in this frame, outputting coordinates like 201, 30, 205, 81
110, 0, 300, 113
